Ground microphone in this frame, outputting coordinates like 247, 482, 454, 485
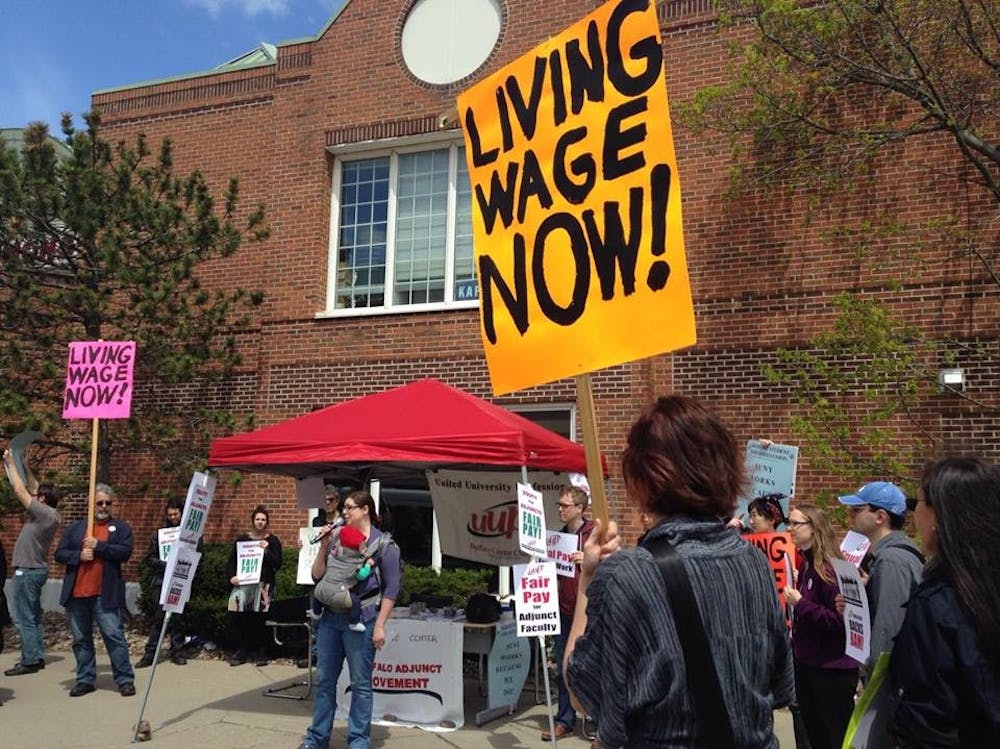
309, 515, 345, 544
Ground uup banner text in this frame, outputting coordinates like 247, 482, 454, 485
458, 0, 695, 395
428, 469, 571, 565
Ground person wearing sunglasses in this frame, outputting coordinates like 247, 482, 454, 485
54, 483, 136, 697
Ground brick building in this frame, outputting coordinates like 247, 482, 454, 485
5, 0, 998, 581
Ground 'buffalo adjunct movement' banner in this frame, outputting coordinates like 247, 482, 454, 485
458, 0, 695, 394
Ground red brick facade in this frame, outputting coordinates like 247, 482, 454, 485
6, 0, 996, 577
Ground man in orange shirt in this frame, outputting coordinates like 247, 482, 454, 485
54, 483, 135, 697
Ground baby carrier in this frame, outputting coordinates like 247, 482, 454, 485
313, 529, 395, 613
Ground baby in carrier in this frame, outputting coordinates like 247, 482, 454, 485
323, 525, 376, 631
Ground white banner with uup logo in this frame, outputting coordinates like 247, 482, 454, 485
427, 469, 572, 566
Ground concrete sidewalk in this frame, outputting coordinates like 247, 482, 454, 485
0, 651, 794, 748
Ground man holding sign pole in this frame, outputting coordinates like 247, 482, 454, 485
136, 498, 190, 668
564, 397, 794, 748
54, 483, 136, 697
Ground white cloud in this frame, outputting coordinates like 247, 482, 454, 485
184, 0, 293, 18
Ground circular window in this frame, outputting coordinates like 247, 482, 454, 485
400, 0, 503, 85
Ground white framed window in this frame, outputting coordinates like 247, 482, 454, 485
323, 138, 478, 316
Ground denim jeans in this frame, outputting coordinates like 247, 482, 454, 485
553, 611, 577, 729
65, 596, 135, 686
11, 567, 48, 665
304, 609, 375, 749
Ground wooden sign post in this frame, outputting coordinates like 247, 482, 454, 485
458, 0, 697, 529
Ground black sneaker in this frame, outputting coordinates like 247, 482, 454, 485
171, 654, 187, 666
69, 682, 96, 697
119, 682, 136, 697
4, 661, 44, 676
135, 654, 155, 668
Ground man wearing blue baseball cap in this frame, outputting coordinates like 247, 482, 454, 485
838, 481, 924, 677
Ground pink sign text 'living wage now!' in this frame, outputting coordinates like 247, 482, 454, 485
61, 340, 136, 419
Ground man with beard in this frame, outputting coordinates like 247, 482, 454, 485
54, 483, 136, 697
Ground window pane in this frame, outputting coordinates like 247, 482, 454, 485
337, 157, 389, 309
394, 149, 448, 305
453, 147, 478, 301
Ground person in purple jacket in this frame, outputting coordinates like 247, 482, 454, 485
785, 503, 858, 749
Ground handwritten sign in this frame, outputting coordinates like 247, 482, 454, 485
744, 532, 794, 609
517, 483, 547, 558
235, 540, 265, 585
512, 560, 560, 637
458, 0, 695, 394
62, 340, 136, 419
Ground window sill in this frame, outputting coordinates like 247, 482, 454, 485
314, 300, 480, 320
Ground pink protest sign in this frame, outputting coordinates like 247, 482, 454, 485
62, 341, 136, 419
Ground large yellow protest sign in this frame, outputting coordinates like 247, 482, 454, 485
458, 0, 696, 395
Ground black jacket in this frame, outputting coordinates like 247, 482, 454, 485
890, 572, 1000, 747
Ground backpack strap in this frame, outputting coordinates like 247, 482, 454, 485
358, 531, 395, 607
644, 536, 736, 748
895, 544, 926, 565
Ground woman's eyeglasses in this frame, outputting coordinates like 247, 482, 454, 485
342, 504, 360, 513
786, 519, 811, 528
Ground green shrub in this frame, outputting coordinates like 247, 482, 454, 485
136, 546, 492, 645
136, 542, 305, 649
399, 565, 492, 606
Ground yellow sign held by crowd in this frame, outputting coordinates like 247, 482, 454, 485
458, 0, 696, 395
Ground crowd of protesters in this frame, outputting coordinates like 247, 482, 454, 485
4, 395, 1000, 748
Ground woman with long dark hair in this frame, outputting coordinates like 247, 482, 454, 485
890, 457, 1000, 745
564, 395, 793, 748
784, 503, 858, 749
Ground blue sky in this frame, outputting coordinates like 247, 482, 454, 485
1, 0, 344, 135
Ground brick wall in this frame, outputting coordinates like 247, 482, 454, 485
5, 0, 993, 571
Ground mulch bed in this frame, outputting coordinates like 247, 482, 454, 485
1, 611, 303, 665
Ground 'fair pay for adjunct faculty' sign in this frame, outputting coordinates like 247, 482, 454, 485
62, 340, 136, 419
458, 0, 695, 395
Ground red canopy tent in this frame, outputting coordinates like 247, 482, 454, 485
207, 378, 594, 484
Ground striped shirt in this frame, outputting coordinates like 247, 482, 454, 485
567, 516, 795, 748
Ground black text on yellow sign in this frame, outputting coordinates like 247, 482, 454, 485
458, 0, 696, 395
